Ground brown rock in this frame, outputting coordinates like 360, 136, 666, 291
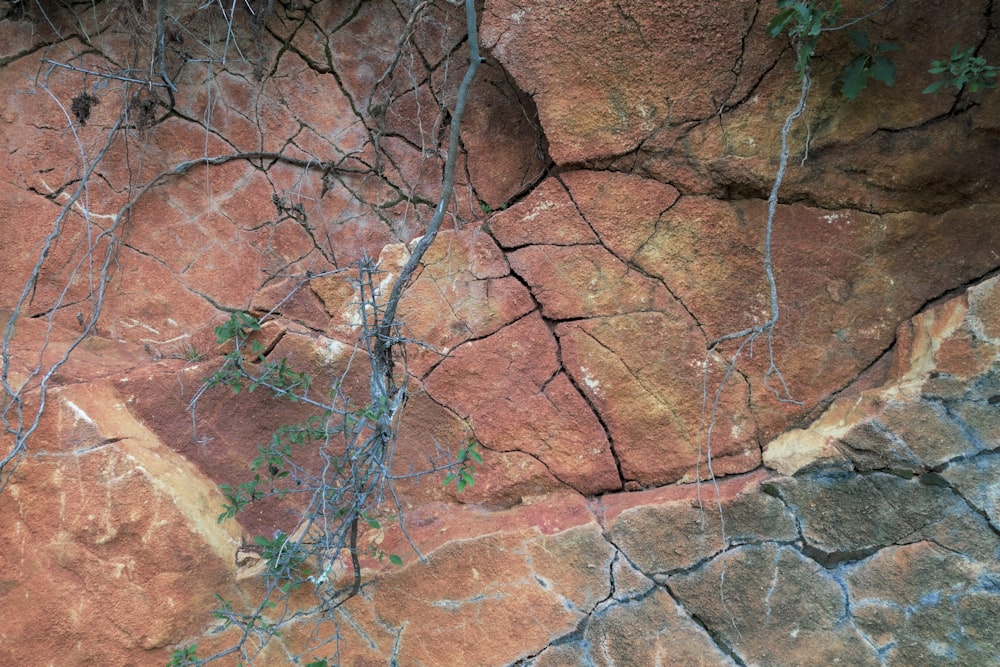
845, 541, 1000, 666
460, 59, 548, 210
764, 275, 1000, 476
559, 170, 680, 261
488, 176, 598, 248
941, 452, 1000, 531
424, 312, 621, 494
302, 496, 616, 665
634, 0, 1000, 211
557, 311, 758, 486
0, 383, 241, 666
481, 0, 759, 163
601, 470, 796, 574
771, 472, 1000, 565
668, 544, 881, 667
397, 228, 536, 376
533, 588, 732, 667
508, 244, 674, 319
635, 197, 1000, 442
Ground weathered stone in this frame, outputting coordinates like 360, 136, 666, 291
559, 170, 680, 261
937, 366, 1000, 452
557, 311, 758, 486
668, 544, 880, 666
460, 59, 548, 210
763, 428, 851, 477
3, 0, 1000, 664
845, 541, 1000, 666
424, 312, 621, 494
602, 471, 797, 574
481, 0, 759, 163
324, 503, 616, 666
837, 399, 979, 473
575, 588, 734, 667
771, 472, 1000, 565
765, 276, 1000, 476
0, 383, 241, 667
508, 244, 674, 319
608, 551, 656, 602
487, 176, 599, 248
395, 228, 537, 376
941, 452, 1000, 531
634, 0, 1000, 211
635, 197, 1000, 443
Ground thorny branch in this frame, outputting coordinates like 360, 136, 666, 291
179, 1, 482, 664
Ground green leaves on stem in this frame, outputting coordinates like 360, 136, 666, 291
925, 44, 998, 94
768, 0, 843, 76
839, 29, 899, 100
443, 439, 483, 492
767, 1, 994, 101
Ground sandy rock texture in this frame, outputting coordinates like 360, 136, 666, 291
0, 0, 998, 664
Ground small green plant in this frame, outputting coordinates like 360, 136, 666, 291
767, 0, 843, 76
443, 439, 483, 492
924, 44, 998, 94
839, 29, 899, 99
255, 530, 312, 591
479, 201, 508, 214
207, 311, 312, 397
166, 645, 199, 667
172, 342, 204, 363
360, 512, 404, 566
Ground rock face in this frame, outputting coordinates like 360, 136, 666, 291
1, 0, 999, 665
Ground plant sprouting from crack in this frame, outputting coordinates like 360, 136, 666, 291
925, 44, 998, 95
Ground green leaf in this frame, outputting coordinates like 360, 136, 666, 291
846, 29, 869, 51
389, 554, 403, 566
870, 56, 895, 86
767, 8, 796, 38
840, 55, 871, 100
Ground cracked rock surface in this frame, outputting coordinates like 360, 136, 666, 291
1, 0, 999, 665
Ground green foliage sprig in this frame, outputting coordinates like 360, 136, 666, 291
839, 29, 899, 99
443, 439, 483, 492
768, 1, 996, 101
925, 44, 998, 94
188, 282, 483, 665
768, 0, 843, 76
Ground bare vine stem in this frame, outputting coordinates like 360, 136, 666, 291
181, 1, 481, 663
697, 41, 812, 638
0, 114, 126, 489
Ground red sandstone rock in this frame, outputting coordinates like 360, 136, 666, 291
0, 383, 241, 667
487, 176, 598, 248
559, 170, 680, 261
424, 312, 621, 494
481, 0, 759, 163
2, 0, 1000, 665
764, 275, 1000, 476
557, 310, 758, 486
508, 243, 674, 319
